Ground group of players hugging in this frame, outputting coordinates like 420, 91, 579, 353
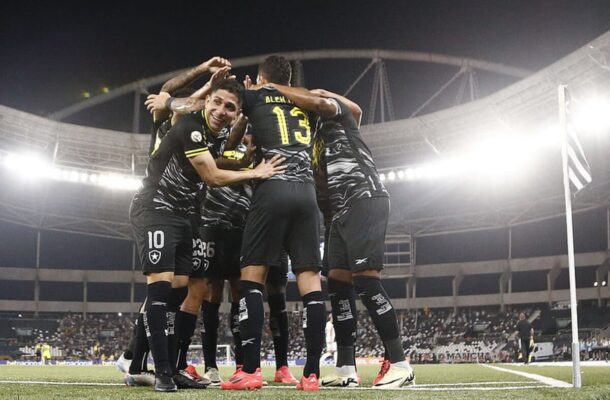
117, 55, 415, 392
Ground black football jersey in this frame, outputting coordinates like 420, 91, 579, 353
131, 111, 214, 216
243, 87, 315, 183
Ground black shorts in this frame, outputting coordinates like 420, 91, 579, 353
131, 208, 194, 276
241, 180, 321, 272
191, 226, 242, 280
327, 196, 390, 273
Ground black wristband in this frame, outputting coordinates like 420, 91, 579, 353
164, 97, 174, 110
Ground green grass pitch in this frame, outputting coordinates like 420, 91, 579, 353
1, 363, 609, 399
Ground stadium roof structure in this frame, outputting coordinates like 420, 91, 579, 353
2, 33, 610, 239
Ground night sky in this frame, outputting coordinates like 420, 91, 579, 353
2, 0, 610, 130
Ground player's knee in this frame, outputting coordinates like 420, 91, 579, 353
328, 268, 352, 283
295, 269, 322, 295
352, 269, 380, 279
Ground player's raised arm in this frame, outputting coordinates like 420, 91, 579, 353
268, 84, 339, 119
161, 56, 231, 94
310, 89, 363, 127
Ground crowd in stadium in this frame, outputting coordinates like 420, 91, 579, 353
17, 306, 608, 364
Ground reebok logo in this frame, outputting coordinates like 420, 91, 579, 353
355, 258, 368, 265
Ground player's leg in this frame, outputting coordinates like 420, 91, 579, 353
286, 181, 325, 391
117, 315, 138, 373
320, 217, 360, 387
236, 265, 268, 373
322, 269, 360, 387
168, 275, 188, 372
222, 229, 245, 371
222, 181, 287, 390
166, 219, 208, 390
124, 300, 155, 387
175, 277, 206, 381
227, 278, 242, 369
266, 257, 298, 384
347, 197, 414, 389
200, 278, 223, 385
131, 209, 180, 392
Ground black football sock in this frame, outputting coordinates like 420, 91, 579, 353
328, 278, 358, 367
176, 310, 198, 371
128, 312, 150, 374
167, 286, 188, 374
353, 276, 405, 363
201, 301, 220, 371
302, 291, 326, 378
238, 280, 265, 374
229, 302, 243, 366
123, 320, 137, 360
268, 293, 289, 369
143, 281, 172, 377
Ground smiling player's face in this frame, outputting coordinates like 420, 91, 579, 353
204, 89, 240, 132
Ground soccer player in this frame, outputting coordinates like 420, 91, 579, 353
176, 134, 298, 386
121, 57, 232, 389
266, 85, 415, 389
515, 312, 534, 364
138, 102, 298, 386
221, 55, 326, 391
130, 78, 285, 392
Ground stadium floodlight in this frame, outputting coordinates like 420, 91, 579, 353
572, 96, 610, 135
1, 151, 142, 191
98, 173, 142, 191
594, 281, 599, 287
388, 171, 396, 181
379, 173, 386, 182
603, 280, 607, 287
3, 152, 51, 180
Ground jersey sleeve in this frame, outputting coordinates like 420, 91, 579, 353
331, 98, 358, 129
173, 116, 210, 159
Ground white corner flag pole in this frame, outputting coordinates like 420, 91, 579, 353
558, 84, 582, 388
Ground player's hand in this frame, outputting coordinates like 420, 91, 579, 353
145, 91, 171, 113
202, 56, 231, 73
232, 112, 248, 129
241, 136, 256, 167
243, 75, 253, 90
253, 154, 286, 179
210, 66, 235, 86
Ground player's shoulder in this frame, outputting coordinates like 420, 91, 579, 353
244, 86, 284, 105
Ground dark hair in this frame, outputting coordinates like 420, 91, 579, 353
258, 55, 292, 85
211, 79, 245, 105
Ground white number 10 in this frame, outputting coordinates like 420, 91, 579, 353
148, 230, 165, 249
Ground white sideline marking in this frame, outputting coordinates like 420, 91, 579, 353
411, 380, 534, 387
0, 380, 123, 386
403, 385, 549, 391
483, 364, 572, 388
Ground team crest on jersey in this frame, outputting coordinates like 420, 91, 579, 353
148, 250, 161, 265
191, 131, 203, 143
193, 258, 202, 270
203, 259, 210, 271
